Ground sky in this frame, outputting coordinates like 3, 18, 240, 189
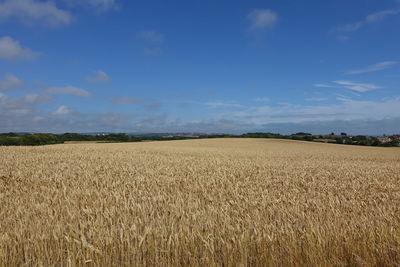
0, 0, 400, 135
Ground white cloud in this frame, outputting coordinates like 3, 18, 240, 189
333, 80, 380, 92
257, 118, 400, 136
52, 105, 72, 116
254, 97, 270, 102
247, 9, 278, 30
305, 97, 326, 102
336, 96, 352, 102
113, 97, 138, 105
0, 0, 71, 27
1, 92, 400, 134
33, 115, 44, 121
0, 92, 52, 128
314, 83, 337, 88
230, 97, 400, 125
23, 93, 52, 104
138, 31, 164, 56
336, 35, 350, 42
345, 61, 397, 75
63, 0, 118, 12
138, 31, 164, 43
0, 36, 40, 61
0, 73, 23, 91
47, 86, 91, 97
333, 8, 400, 33
0, 92, 51, 105
0, 93, 133, 131
205, 101, 242, 108
86, 70, 110, 83
315, 81, 381, 92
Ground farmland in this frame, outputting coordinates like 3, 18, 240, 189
0, 138, 399, 266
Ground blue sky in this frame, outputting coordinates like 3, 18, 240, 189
0, 0, 400, 134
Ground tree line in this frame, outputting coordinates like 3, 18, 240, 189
0, 132, 398, 147
0, 132, 200, 146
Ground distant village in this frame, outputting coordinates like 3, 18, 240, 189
377, 135, 400, 144
298, 133, 400, 147
226, 132, 400, 147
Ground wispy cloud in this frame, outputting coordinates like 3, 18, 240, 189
62, 0, 119, 12
47, 86, 91, 97
138, 30, 164, 43
335, 35, 351, 42
345, 61, 397, 75
0, 0, 72, 27
52, 105, 72, 116
1, 91, 400, 134
205, 101, 242, 108
314, 83, 336, 88
113, 97, 138, 105
143, 47, 163, 56
0, 74, 23, 91
23, 93, 52, 104
0, 36, 40, 61
254, 97, 270, 102
86, 70, 110, 83
315, 80, 381, 92
138, 30, 164, 56
231, 96, 400, 125
257, 117, 400, 136
247, 9, 278, 30
0, 92, 53, 128
305, 97, 326, 102
333, 8, 400, 33
332, 80, 380, 92
147, 102, 162, 111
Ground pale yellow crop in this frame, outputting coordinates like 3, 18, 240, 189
0, 139, 399, 266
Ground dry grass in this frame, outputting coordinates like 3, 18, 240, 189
0, 138, 399, 266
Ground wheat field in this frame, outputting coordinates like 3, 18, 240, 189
0, 138, 399, 266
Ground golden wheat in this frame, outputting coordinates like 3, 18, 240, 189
0, 138, 399, 266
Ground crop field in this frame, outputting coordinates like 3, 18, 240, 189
0, 138, 399, 266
